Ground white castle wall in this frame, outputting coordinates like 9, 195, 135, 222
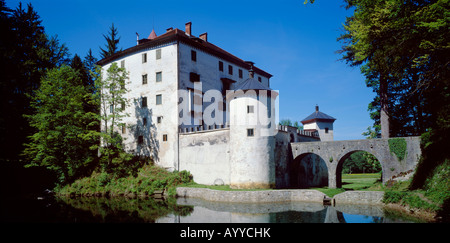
101, 40, 273, 174
101, 42, 180, 170
177, 42, 270, 129
304, 121, 334, 141
178, 129, 231, 185
229, 94, 276, 189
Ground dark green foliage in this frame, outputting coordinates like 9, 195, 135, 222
99, 23, 122, 59
23, 65, 99, 184
57, 165, 194, 198
333, 0, 449, 217
342, 151, 381, 174
83, 49, 98, 94
0, 1, 70, 163
338, 0, 449, 138
388, 138, 407, 161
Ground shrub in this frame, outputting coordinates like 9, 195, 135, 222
57, 164, 193, 199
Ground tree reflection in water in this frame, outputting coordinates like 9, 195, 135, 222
57, 196, 193, 223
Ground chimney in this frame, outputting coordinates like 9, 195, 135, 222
199, 32, 208, 42
185, 22, 192, 36
245, 61, 255, 79
315, 105, 319, 112
166, 27, 173, 32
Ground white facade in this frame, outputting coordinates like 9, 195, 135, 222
229, 93, 276, 189
99, 25, 272, 172
101, 43, 180, 170
303, 121, 334, 141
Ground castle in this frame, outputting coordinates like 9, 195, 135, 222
98, 22, 336, 189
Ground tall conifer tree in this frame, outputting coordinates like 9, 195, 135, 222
99, 23, 122, 59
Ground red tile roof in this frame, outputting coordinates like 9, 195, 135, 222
148, 29, 157, 39
97, 28, 272, 79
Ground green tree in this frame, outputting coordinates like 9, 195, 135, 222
343, 151, 381, 174
307, 0, 450, 194
23, 66, 99, 184
279, 119, 304, 130
83, 48, 98, 94
99, 23, 122, 59
0, 1, 70, 163
93, 62, 130, 169
362, 125, 380, 139
337, 0, 449, 139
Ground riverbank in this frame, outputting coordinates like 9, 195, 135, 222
384, 203, 438, 223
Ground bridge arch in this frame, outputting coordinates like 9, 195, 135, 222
335, 150, 383, 188
290, 137, 421, 188
291, 152, 328, 189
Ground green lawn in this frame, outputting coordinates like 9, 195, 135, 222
313, 173, 382, 197
342, 173, 382, 190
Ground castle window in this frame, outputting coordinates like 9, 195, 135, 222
142, 53, 147, 63
122, 124, 126, 134
120, 101, 125, 111
163, 134, 168, 141
228, 65, 233, 75
138, 136, 144, 145
157, 116, 162, 123
325, 128, 329, 134
258, 77, 262, 82
239, 69, 243, 79
247, 105, 254, 113
156, 71, 162, 82
121, 60, 125, 68
110, 104, 113, 113
156, 94, 162, 105
247, 128, 254, 137
143, 117, 147, 126
189, 72, 200, 82
219, 61, 223, 72
191, 50, 197, 62
142, 74, 148, 84
142, 97, 147, 108
156, 49, 161, 60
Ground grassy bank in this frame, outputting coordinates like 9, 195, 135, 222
56, 165, 193, 198
383, 159, 450, 221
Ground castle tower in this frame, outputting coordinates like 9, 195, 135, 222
228, 63, 278, 189
301, 105, 336, 141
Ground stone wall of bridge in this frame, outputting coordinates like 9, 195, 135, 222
290, 137, 422, 188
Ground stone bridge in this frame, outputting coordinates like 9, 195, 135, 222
290, 137, 422, 188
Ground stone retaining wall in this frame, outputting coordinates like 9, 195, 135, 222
332, 191, 385, 205
176, 187, 385, 205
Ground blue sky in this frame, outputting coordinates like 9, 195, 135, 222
7, 0, 375, 140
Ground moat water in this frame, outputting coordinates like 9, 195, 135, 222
1, 195, 425, 223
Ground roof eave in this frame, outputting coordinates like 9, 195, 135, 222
301, 118, 336, 125
96, 29, 273, 79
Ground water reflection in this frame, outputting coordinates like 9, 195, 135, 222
5, 195, 422, 223
158, 198, 420, 223
57, 196, 193, 223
